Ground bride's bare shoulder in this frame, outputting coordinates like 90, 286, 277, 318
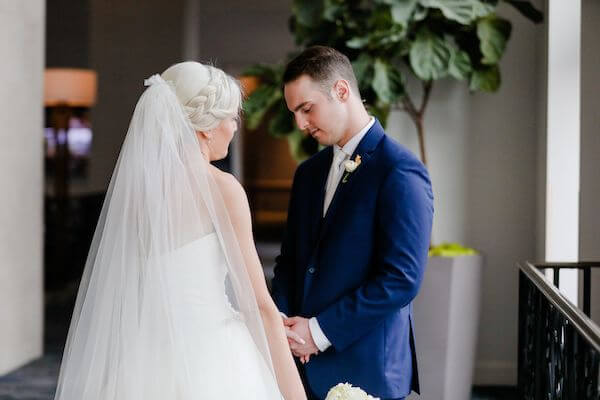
209, 166, 249, 209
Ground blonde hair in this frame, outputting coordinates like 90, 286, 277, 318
161, 61, 241, 131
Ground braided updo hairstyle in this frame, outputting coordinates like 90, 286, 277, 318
161, 61, 242, 132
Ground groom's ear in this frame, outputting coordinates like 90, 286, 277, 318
333, 79, 350, 102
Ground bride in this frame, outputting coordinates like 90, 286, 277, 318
53, 62, 307, 400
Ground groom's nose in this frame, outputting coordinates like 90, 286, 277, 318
294, 113, 308, 131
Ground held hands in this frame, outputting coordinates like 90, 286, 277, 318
284, 316, 319, 364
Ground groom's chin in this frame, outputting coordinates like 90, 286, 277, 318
313, 136, 332, 147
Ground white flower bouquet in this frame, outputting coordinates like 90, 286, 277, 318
325, 383, 379, 400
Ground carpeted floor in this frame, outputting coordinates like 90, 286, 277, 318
0, 305, 67, 400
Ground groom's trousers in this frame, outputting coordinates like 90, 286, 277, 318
298, 363, 320, 400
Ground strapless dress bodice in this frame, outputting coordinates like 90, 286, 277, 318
164, 232, 238, 323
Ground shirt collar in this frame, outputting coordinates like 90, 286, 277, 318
333, 116, 375, 159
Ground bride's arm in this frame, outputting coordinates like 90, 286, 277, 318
216, 171, 306, 400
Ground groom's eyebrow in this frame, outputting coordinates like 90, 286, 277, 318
293, 101, 309, 112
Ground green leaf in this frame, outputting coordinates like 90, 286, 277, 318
346, 36, 370, 49
391, 0, 419, 26
477, 16, 512, 65
286, 130, 305, 161
286, 129, 316, 161
413, 4, 429, 21
409, 29, 451, 81
323, 0, 344, 21
502, 0, 544, 23
372, 59, 393, 103
469, 65, 500, 91
372, 59, 404, 103
292, 0, 324, 28
377, 30, 407, 47
393, 39, 413, 57
368, 6, 394, 29
268, 100, 295, 137
473, 2, 495, 18
243, 85, 282, 130
448, 47, 472, 80
352, 53, 374, 90
418, 0, 478, 25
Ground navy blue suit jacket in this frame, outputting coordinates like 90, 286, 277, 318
271, 120, 434, 399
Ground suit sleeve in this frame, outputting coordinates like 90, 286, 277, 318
316, 162, 434, 352
270, 164, 304, 316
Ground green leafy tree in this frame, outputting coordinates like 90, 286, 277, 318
244, 0, 542, 166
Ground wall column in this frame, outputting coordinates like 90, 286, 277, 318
0, 0, 45, 375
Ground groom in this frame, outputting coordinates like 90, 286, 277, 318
271, 46, 434, 400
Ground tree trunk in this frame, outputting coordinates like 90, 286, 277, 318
415, 115, 427, 168
401, 81, 431, 169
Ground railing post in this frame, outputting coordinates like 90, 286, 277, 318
583, 266, 591, 318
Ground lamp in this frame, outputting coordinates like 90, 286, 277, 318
43, 69, 98, 291
44, 68, 97, 198
45, 68, 97, 107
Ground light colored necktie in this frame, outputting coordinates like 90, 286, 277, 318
323, 151, 347, 215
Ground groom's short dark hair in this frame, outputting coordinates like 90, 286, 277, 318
283, 45, 360, 97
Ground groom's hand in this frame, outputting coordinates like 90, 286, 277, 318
284, 316, 319, 363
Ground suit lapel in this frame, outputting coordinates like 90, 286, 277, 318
317, 121, 385, 245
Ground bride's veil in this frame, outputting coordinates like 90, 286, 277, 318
53, 68, 277, 399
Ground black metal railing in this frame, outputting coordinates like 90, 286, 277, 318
535, 262, 598, 318
518, 261, 600, 400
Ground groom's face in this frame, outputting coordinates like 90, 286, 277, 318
284, 74, 347, 146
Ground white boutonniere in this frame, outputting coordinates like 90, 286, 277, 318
342, 154, 362, 183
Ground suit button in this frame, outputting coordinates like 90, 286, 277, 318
308, 267, 315, 274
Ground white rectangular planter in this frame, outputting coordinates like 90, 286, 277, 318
407, 255, 483, 400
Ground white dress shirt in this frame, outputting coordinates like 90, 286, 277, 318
310, 116, 375, 352
323, 117, 375, 216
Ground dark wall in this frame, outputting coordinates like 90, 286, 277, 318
45, 0, 91, 67
88, 0, 187, 191
198, 0, 294, 72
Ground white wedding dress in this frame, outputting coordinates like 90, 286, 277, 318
163, 232, 282, 399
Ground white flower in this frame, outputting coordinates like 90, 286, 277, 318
344, 160, 358, 172
344, 154, 362, 173
342, 154, 362, 183
325, 383, 379, 400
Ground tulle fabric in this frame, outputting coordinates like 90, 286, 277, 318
53, 75, 282, 399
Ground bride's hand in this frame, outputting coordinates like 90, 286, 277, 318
284, 317, 320, 363
285, 326, 314, 364
285, 326, 306, 345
